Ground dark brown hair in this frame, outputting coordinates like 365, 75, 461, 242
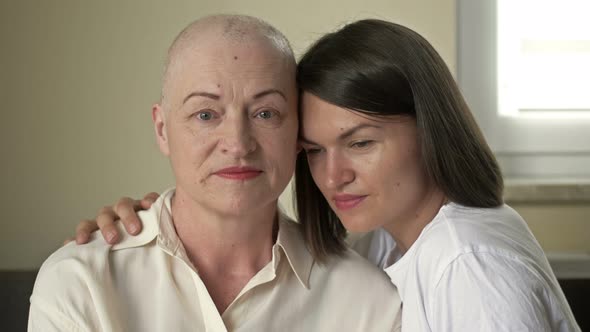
295, 19, 503, 261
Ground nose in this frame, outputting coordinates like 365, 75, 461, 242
219, 114, 256, 157
324, 151, 355, 190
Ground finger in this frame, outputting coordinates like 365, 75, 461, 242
140, 192, 159, 209
114, 197, 143, 235
63, 237, 76, 246
96, 206, 120, 244
75, 219, 98, 244
143, 192, 159, 203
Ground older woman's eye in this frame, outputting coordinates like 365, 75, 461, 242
195, 110, 216, 121
252, 108, 283, 128
256, 110, 273, 119
254, 109, 281, 121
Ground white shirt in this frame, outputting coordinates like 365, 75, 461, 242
352, 203, 580, 332
29, 189, 401, 332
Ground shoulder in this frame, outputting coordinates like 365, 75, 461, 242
441, 203, 526, 229
318, 247, 398, 298
33, 227, 122, 292
436, 250, 546, 290
32, 208, 158, 305
415, 204, 537, 265
35, 232, 114, 287
319, 249, 402, 327
29, 238, 112, 329
30, 207, 162, 329
406, 204, 552, 290
37, 208, 157, 282
427, 203, 527, 244
430, 252, 577, 331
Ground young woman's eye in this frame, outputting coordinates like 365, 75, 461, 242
305, 147, 322, 155
351, 140, 374, 149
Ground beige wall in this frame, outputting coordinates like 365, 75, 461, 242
510, 203, 590, 253
0, 0, 455, 270
0, 0, 586, 270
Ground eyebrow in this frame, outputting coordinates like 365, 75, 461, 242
182, 89, 287, 105
253, 89, 287, 102
300, 123, 382, 145
182, 91, 220, 104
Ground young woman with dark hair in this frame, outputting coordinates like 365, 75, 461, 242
293, 20, 577, 331
295, 19, 502, 260
71, 19, 579, 331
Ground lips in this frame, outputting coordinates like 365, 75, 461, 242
332, 194, 367, 211
213, 166, 263, 180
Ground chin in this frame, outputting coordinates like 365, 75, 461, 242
223, 197, 265, 212
337, 214, 379, 233
224, 192, 279, 213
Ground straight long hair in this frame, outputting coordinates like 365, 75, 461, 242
295, 19, 503, 261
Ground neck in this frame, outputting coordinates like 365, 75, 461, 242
383, 187, 447, 254
170, 187, 278, 314
171, 188, 278, 271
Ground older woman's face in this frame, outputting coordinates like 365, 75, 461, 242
299, 92, 436, 232
152, 35, 298, 216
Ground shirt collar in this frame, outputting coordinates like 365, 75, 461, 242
111, 188, 315, 289
274, 213, 315, 289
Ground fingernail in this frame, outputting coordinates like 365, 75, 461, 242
77, 234, 88, 243
130, 223, 139, 234
106, 231, 116, 242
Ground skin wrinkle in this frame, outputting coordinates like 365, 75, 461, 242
160, 15, 295, 113
154, 20, 298, 235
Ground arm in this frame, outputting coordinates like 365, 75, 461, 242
66, 192, 159, 245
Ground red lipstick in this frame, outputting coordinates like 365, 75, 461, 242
332, 194, 367, 211
214, 166, 262, 180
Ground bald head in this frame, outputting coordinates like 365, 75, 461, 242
161, 15, 296, 107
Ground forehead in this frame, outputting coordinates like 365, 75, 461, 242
301, 92, 416, 141
301, 93, 365, 128
166, 37, 294, 97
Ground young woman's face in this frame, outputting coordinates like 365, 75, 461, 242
300, 92, 439, 233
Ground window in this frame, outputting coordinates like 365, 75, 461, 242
457, 0, 590, 180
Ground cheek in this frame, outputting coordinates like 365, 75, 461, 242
361, 146, 408, 191
382, 148, 427, 196
259, 125, 298, 162
306, 157, 325, 188
167, 124, 213, 169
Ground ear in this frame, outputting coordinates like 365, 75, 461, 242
152, 103, 170, 156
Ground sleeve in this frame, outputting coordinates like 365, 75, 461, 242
28, 296, 86, 332
429, 252, 564, 332
27, 251, 100, 332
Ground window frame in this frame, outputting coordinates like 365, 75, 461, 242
457, 0, 590, 180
